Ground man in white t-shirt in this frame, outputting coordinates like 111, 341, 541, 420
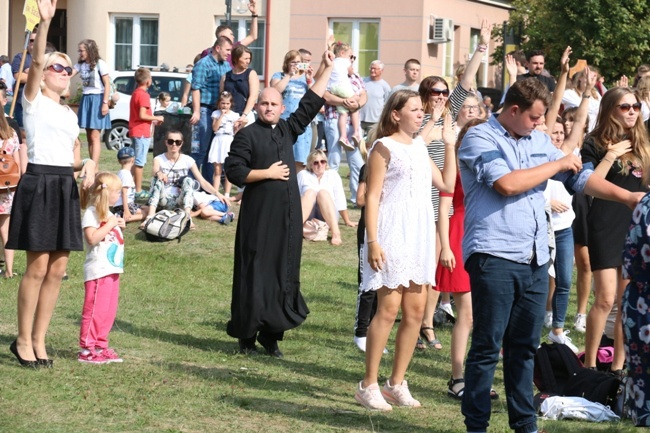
360, 60, 391, 136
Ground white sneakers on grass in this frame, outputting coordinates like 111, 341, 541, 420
353, 336, 388, 354
574, 313, 587, 333
355, 380, 421, 411
548, 329, 579, 353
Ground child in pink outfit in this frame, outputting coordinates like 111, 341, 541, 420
78, 172, 126, 364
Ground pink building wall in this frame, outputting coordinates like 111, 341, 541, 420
289, 0, 511, 89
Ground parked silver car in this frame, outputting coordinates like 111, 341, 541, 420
104, 70, 187, 150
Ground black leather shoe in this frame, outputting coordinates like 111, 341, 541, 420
238, 337, 258, 355
9, 340, 37, 368
257, 335, 283, 359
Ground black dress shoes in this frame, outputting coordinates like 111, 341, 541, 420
238, 337, 258, 355
257, 335, 283, 359
9, 340, 38, 368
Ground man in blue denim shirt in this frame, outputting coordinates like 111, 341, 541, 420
458, 78, 643, 433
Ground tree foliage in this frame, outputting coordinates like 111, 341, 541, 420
491, 0, 650, 84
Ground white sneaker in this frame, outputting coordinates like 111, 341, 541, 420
574, 314, 587, 333
381, 379, 421, 408
353, 336, 367, 352
353, 336, 388, 354
439, 302, 455, 318
548, 330, 579, 353
543, 311, 553, 328
355, 381, 392, 411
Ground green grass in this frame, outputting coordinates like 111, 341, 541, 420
0, 144, 637, 432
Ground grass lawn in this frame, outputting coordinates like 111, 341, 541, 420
0, 143, 636, 432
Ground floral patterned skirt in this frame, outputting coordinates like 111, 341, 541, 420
623, 283, 650, 426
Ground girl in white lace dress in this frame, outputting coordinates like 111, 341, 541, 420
354, 89, 457, 410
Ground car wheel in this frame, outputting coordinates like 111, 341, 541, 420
104, 121, 132, 151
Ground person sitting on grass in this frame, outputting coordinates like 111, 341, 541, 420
191, 190, 235, 224
140, 130, 228, 230
297, 149, 357, 245
113, 146, 148, 224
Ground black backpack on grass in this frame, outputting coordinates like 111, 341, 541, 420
534, 342, 621, 407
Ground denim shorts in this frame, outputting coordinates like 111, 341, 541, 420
132, 136, 150, 167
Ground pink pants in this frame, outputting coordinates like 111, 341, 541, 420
79, 274, 120, 350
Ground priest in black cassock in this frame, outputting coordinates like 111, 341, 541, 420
224, 50, 335, 357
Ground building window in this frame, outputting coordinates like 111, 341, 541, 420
113, 15, 159, 71
470, 28, 488, 88
443, 30, 455, 80
329, 19, 379, 77
216, 18, 266, 79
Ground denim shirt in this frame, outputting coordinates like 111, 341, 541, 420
459, 115, 593, 265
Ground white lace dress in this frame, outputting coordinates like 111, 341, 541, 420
361, 136, 437, 292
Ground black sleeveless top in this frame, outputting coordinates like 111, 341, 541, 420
223, 68, 252, 115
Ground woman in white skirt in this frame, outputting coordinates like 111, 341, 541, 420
354, 90, 457, 410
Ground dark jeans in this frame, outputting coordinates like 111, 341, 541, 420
462, 253, 548, 433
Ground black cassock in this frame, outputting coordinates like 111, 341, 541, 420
224, 90, 323, 340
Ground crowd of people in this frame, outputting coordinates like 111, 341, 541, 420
5, 0, 650, 431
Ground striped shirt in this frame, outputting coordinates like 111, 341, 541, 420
420, 83, 470, 220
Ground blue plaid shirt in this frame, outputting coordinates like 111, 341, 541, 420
191, 53, 232, 106
459, 115, 593, 265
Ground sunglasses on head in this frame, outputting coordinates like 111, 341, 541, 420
618, 102, 642, 113
312, 160, 327, 166
166, 139, 183, 146
48, 63, 73, 75
430, 89, 449, 96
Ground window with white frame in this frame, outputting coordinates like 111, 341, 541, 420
329, 19, 379, 77
443, 29, 455, 80
216, 18, 266, 78
113, 15, 159, 71
470, 28, 488, 88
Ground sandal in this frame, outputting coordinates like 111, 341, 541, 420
416, 338, 427, 351
139, 217, 152, 230
447, 377, 465, 400
419, 326, 442, 350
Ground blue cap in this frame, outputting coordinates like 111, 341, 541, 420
117, 146, 135, 160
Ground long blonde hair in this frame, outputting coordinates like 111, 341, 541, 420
588, 87, 650, 178
80, 172, 122, 222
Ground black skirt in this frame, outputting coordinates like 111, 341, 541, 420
7, 163, 83, 252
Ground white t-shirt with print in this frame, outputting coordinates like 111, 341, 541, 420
74, 59, 109, 95
155, 153, 195, 198
82, 206, 125, 282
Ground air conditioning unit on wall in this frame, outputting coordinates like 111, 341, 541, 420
428, 18, 453, 44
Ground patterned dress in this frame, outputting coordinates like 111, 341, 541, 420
0, 131, 20, 214
622, 191, 650, 426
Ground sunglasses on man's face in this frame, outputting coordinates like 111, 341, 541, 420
166, 139, 183, 146
48, 63, 73, 75
618, 102, 642, 113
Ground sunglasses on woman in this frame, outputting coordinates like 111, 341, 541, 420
430, 89, 449, 97
166, 139, 183, 146
48, 63, 73, 75
312, 160, 327, 166
618, 102, 642, 113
